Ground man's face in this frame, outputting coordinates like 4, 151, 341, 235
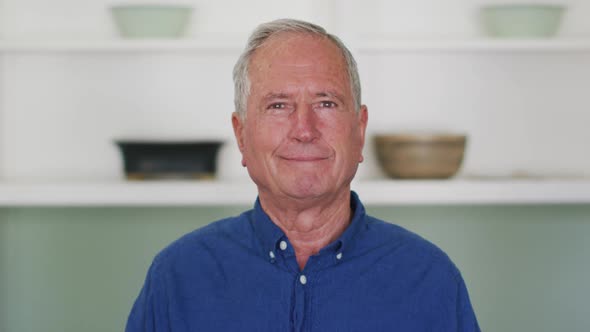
232, 33, 368, 201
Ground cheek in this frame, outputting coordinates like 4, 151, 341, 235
323, 120, 358, 147
244, 120, 285, 156
338, 131, 365, 164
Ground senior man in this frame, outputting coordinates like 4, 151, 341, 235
126, 18, 480, 331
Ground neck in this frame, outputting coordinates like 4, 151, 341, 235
259, 189, 352, 270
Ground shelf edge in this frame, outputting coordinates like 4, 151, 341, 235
1, 180, 589, 207
2, 39, 590, 53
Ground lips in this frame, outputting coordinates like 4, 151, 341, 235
279, 151, 331, 161
281, 155, 328, 162
277, 146, 332, 162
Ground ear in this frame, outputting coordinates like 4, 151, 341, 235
358, 105, 368, 163
231, 112, 247, 167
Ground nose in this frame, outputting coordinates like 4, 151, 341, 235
289, 105, 321, 143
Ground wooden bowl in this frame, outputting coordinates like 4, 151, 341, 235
374, 133, 467, 179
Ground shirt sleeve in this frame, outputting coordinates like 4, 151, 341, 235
456, 273, 481, 332
125, 259, 170, 332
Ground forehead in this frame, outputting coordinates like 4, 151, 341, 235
248, 32, 349, 87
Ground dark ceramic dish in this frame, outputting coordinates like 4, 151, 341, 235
115, 140, 223, 180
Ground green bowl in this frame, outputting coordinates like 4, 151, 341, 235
111, 5, 193, 38
481, 4, 566, 38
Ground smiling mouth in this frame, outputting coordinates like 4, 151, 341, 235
280, 156, 329, 162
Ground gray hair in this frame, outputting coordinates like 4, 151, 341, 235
232, 18, 362, 118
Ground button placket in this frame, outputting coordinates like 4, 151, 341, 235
299, 274, 307, 285
292, 273, 308, 332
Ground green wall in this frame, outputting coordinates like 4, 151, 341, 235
1, 204, 589, 332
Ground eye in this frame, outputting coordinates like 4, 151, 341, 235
318, 101, 338, 109
265, 102, 294, 116
267, 102, 286, 109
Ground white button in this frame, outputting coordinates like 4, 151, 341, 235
336, 252, 343, 260
269, 251, 275, 259
299, 275, 307, 285
279, 241, 288, 250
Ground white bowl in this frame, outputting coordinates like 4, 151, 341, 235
111, 5, 193, 38
480, 4, 566, 38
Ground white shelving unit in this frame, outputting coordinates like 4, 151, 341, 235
1, 0, 590, 207
1, 178, 589, 207
1, 38, 590, 206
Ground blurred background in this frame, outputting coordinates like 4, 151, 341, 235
1, 0, 589, 331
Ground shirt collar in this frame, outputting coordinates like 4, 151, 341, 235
251, 197, 286, 255
327, 190, 367, 255
250, 191, 367, 257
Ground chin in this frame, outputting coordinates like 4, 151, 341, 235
279, 177, 333, 199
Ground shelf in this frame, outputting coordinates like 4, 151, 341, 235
356, 38, 590, 53
356, 178, 590, 205
0, 179, 589, 207
2, 38, 590, 53
0, 39, 244, 53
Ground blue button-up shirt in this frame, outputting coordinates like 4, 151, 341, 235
126, 192, 480, 331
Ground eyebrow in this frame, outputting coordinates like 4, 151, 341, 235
262, 92, 291, 103
315, 91, 346, 104
261, 91, 347, 104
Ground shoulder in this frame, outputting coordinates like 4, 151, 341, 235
361, 215, 462, 281
151, 209, 255, 271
